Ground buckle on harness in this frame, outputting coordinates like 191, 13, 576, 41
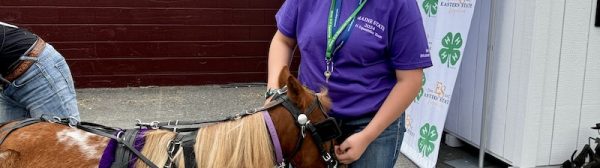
168, 120, 180, 132
116, 131, 124, 139
277, 161, 286, 168
166, 139, 182, 168
136, 120, 160, 129
67, 116, 79, 127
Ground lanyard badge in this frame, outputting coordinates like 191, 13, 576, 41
325, 0, 367, 82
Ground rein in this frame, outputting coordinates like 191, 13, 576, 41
135, 97, 287, 131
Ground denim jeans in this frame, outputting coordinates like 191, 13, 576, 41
338, 113, 406, 168
0, 44, 79, 122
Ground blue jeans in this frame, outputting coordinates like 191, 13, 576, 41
0, 44, 79, 122
338, 113, 405, 168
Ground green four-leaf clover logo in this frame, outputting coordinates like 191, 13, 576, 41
439, 32, 463, 67
422, 0, 438, 17
415, 74, 426, 102
418, 123, 438, 157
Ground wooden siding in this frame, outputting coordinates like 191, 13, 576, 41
0, 0, 291, 87
444, 0, 490, 151
446, 0, 600, 167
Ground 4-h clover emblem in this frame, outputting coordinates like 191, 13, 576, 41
418, 123, 438, 157
422, 0, 438, 17
415, 74, 426, 102
439, 32, 463, 67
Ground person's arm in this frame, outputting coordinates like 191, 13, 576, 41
267, 30, 297, 90
336, 68, 423, 164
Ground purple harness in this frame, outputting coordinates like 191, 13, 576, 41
99, 129, 147, 168
262, 111, 284, 165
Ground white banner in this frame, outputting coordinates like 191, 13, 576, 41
400, 0, 477, 167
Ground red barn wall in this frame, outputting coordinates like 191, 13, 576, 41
1, 0, 300, 87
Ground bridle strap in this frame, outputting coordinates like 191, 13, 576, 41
306, 123, 337, 167
268, 90, 338, 167
263, 111, 284, 165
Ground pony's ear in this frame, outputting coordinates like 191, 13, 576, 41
286, 74, 311, 109
277, 66, 291, 88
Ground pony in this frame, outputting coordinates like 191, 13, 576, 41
0, 67, 338, 168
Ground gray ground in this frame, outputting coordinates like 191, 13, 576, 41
77, 85, 505, 168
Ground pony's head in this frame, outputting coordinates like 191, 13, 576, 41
268, 66, 339, 168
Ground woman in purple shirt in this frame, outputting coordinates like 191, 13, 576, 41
266, 0, 432, 167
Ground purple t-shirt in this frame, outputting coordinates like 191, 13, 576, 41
276, 0, 432, 118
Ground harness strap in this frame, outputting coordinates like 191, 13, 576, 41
159, 127, 198, 133
0, 118, 157, 168
286, 130, 305, 166
262, 111, 284, 165
280, 96, 301, 124
165, 131, 198, 168
138, 98, 288, 130
0, 118, 42, 146
306, 123, 337, 167
78, 125, 159, 168
182, 131, 198, 168
112, 129, 140, 168
165, 133, 184, 168
0, 121, 13, 130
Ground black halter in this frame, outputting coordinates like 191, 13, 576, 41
267, 86, 342, 168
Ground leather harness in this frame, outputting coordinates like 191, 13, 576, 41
0, 117, 160, 168
0, 86, 341, 168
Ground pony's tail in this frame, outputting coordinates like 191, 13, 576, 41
0, 149, 21, 167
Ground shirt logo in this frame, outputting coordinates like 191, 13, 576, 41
355, 16, 385, 39
421, 48, 431, 58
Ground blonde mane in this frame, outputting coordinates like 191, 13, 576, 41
135, 130, 183, 168
196, 112, 274, 167
136, 112, 274, 168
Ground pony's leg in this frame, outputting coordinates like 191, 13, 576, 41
0, 149, 21, 167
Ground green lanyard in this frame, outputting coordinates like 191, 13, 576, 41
325, 0, 367, 82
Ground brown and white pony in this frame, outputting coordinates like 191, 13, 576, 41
0, 67, 336, 168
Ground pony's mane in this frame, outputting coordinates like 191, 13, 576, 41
135, 130, 181, 168
196, 112, 274, 167
137, 112, 274, 168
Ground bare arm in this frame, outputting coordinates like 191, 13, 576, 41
336, 68, 424, 163
267, 30, 297, 89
